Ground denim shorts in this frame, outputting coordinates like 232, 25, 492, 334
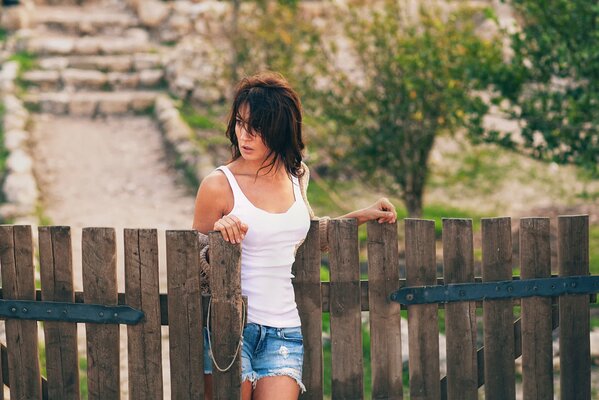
204, 322, 305, 392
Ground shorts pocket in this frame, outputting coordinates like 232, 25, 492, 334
281, 327, 303, 341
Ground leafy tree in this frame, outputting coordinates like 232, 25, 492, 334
312, 0, 502, 217
486, 0, 599, 175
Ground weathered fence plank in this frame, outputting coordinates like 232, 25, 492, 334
442, 219, 477, 400
82, 227, 119, 400
367, 221, 402, 400
405, 219, 439, 400
166, 230, 203, 399
293, 221, 323, 400
209, 231, 243, 400
124, 229, 163, 400
558, 215, 590, 400
39, 226, 80, 400
481, 217, 515, 400
520, 218, 553, 399
329, 218, 363, 399
0, 225, 42, 400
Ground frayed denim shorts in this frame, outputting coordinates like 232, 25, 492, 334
204, 322, 305, 392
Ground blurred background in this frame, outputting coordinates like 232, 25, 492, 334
0, 0, 597, 398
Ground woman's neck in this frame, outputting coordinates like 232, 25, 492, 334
232, 157, 286, 180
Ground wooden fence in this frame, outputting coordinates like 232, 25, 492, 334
0, 215, 593, 399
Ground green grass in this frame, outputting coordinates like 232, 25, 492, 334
590, 225, 599, 275
420, 203, 484, 238
9, 51, 37, 73
177, 101, 225, 131
39, 338, 47, 378
80, 355, 88, 399
0, 28, 8, 43
429, 146, 511, 195
9, 52, 38, 95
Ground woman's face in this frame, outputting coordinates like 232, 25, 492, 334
235, 104, 271, 163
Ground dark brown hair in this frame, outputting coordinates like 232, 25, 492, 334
225, 72, 305, 178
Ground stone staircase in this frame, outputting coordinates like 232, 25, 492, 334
16, 1, 165, 117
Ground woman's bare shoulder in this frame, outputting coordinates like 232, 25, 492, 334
199, 169, 229, 193
194, 169, 233, 225
197, 169, 233, 206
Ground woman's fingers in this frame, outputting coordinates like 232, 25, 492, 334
213, 215, 247, 243
223, 216, 243, 243
375, 198, 397, 223
213, 220, 231, 242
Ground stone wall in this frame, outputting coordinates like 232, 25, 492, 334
132, 1, 338, 107
0, 60, 39, 223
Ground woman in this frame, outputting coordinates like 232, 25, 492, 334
192, 72, 397, 400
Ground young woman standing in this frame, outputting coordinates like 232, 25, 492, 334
193, 72, 397, 400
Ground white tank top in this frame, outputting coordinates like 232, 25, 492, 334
216, 165, 311, 327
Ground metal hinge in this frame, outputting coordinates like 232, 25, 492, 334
0, 299, 144, 324
391, 275, 599, 305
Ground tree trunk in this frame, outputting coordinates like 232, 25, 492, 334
404, 191, 423, 218
231, 0, 241, 86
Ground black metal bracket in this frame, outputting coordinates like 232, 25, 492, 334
0, 299, 144, 324
391, 275, 599, 305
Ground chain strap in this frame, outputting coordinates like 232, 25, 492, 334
206, 296, 246, 372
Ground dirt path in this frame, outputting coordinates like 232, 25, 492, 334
31, 113, 197, 399
32, 114, 195, 289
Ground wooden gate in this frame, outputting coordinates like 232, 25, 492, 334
0, 214, 593, 399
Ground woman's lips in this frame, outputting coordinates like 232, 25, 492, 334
241, 146, 253, 152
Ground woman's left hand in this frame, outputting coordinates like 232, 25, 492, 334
349, 197, 397, 225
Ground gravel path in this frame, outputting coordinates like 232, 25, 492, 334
30, 113, 197, 399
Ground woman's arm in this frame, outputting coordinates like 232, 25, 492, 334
193, 170, 249, 268
192, 171, 230, 235
339, 198, 397, 225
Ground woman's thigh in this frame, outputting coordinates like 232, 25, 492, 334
253, 376, 300, 400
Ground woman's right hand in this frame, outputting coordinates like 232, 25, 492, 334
213, 215, 249, 244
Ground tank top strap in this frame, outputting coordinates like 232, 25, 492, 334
291, 174, 302, 202
216, 165, 247, 206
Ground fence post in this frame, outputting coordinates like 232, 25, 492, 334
442, 219, 477, 400
367, 220, 402, 399
405, 218, 439, 400
558, 215, 590, 400
293, 220, 323, 400
39, 226, 80, 400
520, 218, 553, 399
124, 229, 163, 400
209, 231, 243, 400
329, 218, 363, 399
166, 230, 203, 399
481, 217, 515, 400
82, 228, 119, 400
0, 225, 42, 400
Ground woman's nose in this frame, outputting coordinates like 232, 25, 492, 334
240, 129, 254, 140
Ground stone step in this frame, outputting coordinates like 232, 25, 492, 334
25, 91, 159, 116
17, 32, 153, 56
31, 5, 139, 36
23, 68, 165, 91
38, 54, 163, 72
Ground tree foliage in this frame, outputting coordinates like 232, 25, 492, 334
487, 0, 599, 175
312, 0, 502, 216
228, 0, 322, 97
